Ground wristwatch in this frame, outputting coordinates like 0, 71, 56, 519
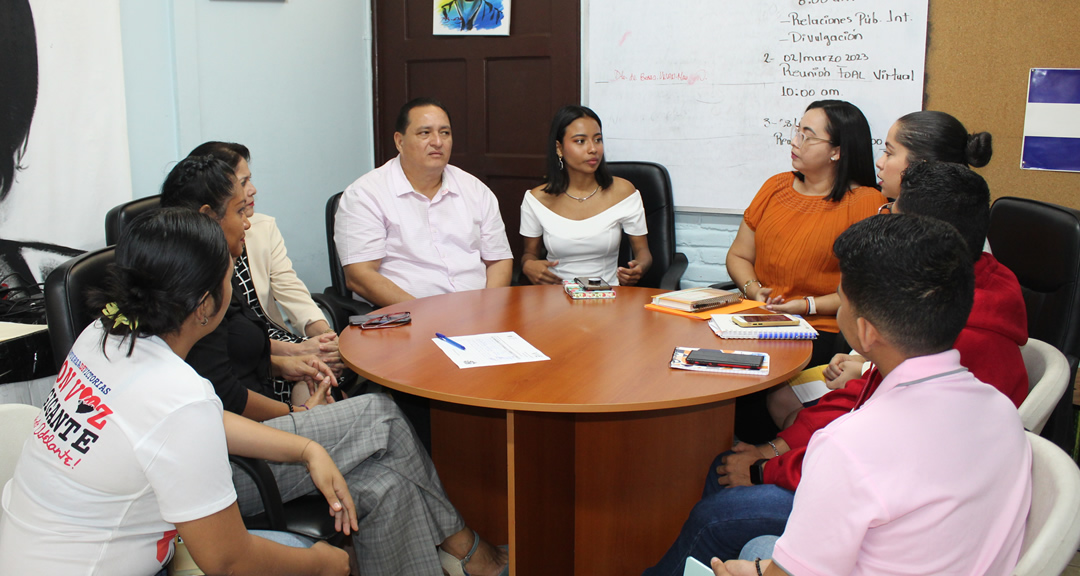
750, 458, 769, 485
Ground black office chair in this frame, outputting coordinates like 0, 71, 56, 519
104, 196, 161, 245
43, 248, 341, 542
607, 162, 688, 290
105, 196, 344, 332
988, 197, 1080, 452
321, 192, 375, 329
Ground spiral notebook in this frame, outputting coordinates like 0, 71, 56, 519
708, 314, 818, 340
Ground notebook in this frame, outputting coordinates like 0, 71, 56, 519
644, 299, 760, 320
787, 364, 831, 404
651, 287, 742, 312
708, 314, 818, 340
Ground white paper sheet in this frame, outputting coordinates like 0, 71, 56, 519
432, 331, 550, 369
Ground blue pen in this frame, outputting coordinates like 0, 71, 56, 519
436, 333, 466, 350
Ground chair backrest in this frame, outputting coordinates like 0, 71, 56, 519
43, 248, 116, 371
608, 161, 676, 289
988, 197, 1080, 359
0, 403, 41, 522
105, 195, 162, 246
325, 191, 350, 298
1013, 431, 1080, 576
1017, 338, 1071, 434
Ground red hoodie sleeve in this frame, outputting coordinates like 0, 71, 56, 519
764, 375, 870, 490
776, 377, 865, 449
762, 445, 807, 491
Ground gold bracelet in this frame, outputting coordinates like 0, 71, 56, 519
742, 279, 762, 297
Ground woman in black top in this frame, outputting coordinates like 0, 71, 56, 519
159, 155, 509, 576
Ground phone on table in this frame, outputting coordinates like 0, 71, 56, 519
683, 556, 714, 576
732, 314, 800, 328
685, 349, 764, 370
574, 277, 611, 291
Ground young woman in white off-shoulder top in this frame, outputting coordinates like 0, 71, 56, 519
520, 105, 652, 286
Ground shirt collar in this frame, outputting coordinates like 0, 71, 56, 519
869, 349, 967, 403
389, 155, 456, 199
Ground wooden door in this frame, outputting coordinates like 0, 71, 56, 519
372, 0, 581, 263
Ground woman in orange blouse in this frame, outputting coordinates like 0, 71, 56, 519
726, 100, 885, 369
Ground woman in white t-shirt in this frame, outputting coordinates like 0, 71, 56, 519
0, 208, 355, 576
520, 105, 652, 286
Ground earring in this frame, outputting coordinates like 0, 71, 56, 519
831, 156, 838, 161
558, 156, 564, 170
200, 317, 209, 326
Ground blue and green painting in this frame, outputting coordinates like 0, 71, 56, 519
438, 0, 505, 32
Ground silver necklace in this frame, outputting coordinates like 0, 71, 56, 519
566, 184, 600, 202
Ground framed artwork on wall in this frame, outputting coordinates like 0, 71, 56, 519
433, 0, 510, 36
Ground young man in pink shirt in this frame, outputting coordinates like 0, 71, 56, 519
711, 214, 1031, 576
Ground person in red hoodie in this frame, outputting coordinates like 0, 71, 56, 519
643, 160, 1028, 575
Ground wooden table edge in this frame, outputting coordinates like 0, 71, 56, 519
344, 354, 811, 413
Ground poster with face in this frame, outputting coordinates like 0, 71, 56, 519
0, 0, 131, 297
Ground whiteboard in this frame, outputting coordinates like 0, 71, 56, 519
586, 0, 928, 212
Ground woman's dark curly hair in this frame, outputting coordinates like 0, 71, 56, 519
88, 208, 231, 356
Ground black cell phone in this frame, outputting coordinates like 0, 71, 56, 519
574, 277, 611, 291
685, 349, 764, 369
349, 314, 375, 326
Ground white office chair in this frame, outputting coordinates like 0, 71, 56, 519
0, 403, 41, 521
1012, 432, 1080, 576
1017, 338, 1071, 434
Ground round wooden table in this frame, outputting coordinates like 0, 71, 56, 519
339, 285, 811, 575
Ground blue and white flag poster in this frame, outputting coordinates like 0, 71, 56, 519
1022, 69, 1080, 172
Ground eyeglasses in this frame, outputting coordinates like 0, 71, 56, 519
360, 312, 412, 330
790, 124, 834, 148
877, 202, 894, 215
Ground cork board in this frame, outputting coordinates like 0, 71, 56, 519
925, 0, 1080, 209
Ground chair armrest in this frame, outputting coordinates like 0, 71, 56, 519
309, 292, 340, 332
709, 280, 737, 291
229, 455, 287, 531
319, 289, 375, 332
658, 253, 689, 291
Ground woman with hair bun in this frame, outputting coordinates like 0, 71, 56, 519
0, 208, 355, 575
876, 110, 993, 199
161, 156, 509, 576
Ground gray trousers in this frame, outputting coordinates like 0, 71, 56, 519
231, 393, 465, 576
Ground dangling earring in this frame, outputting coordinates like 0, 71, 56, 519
558, 156, 564, 170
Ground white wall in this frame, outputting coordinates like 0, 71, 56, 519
119, 0, 374, 292
118, 0, 735, 292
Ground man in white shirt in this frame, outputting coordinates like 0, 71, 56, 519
335, 97, 513, 307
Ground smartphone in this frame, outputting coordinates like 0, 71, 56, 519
685, 349, 764, 369
732, 314, 800, 328
574, 277, 611, 291
683, 556, 714, 576
349, 314, 375, 326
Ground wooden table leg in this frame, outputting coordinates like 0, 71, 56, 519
430, 402, 509, 545
431, 400, 735, 576
573, 401, 735, 574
